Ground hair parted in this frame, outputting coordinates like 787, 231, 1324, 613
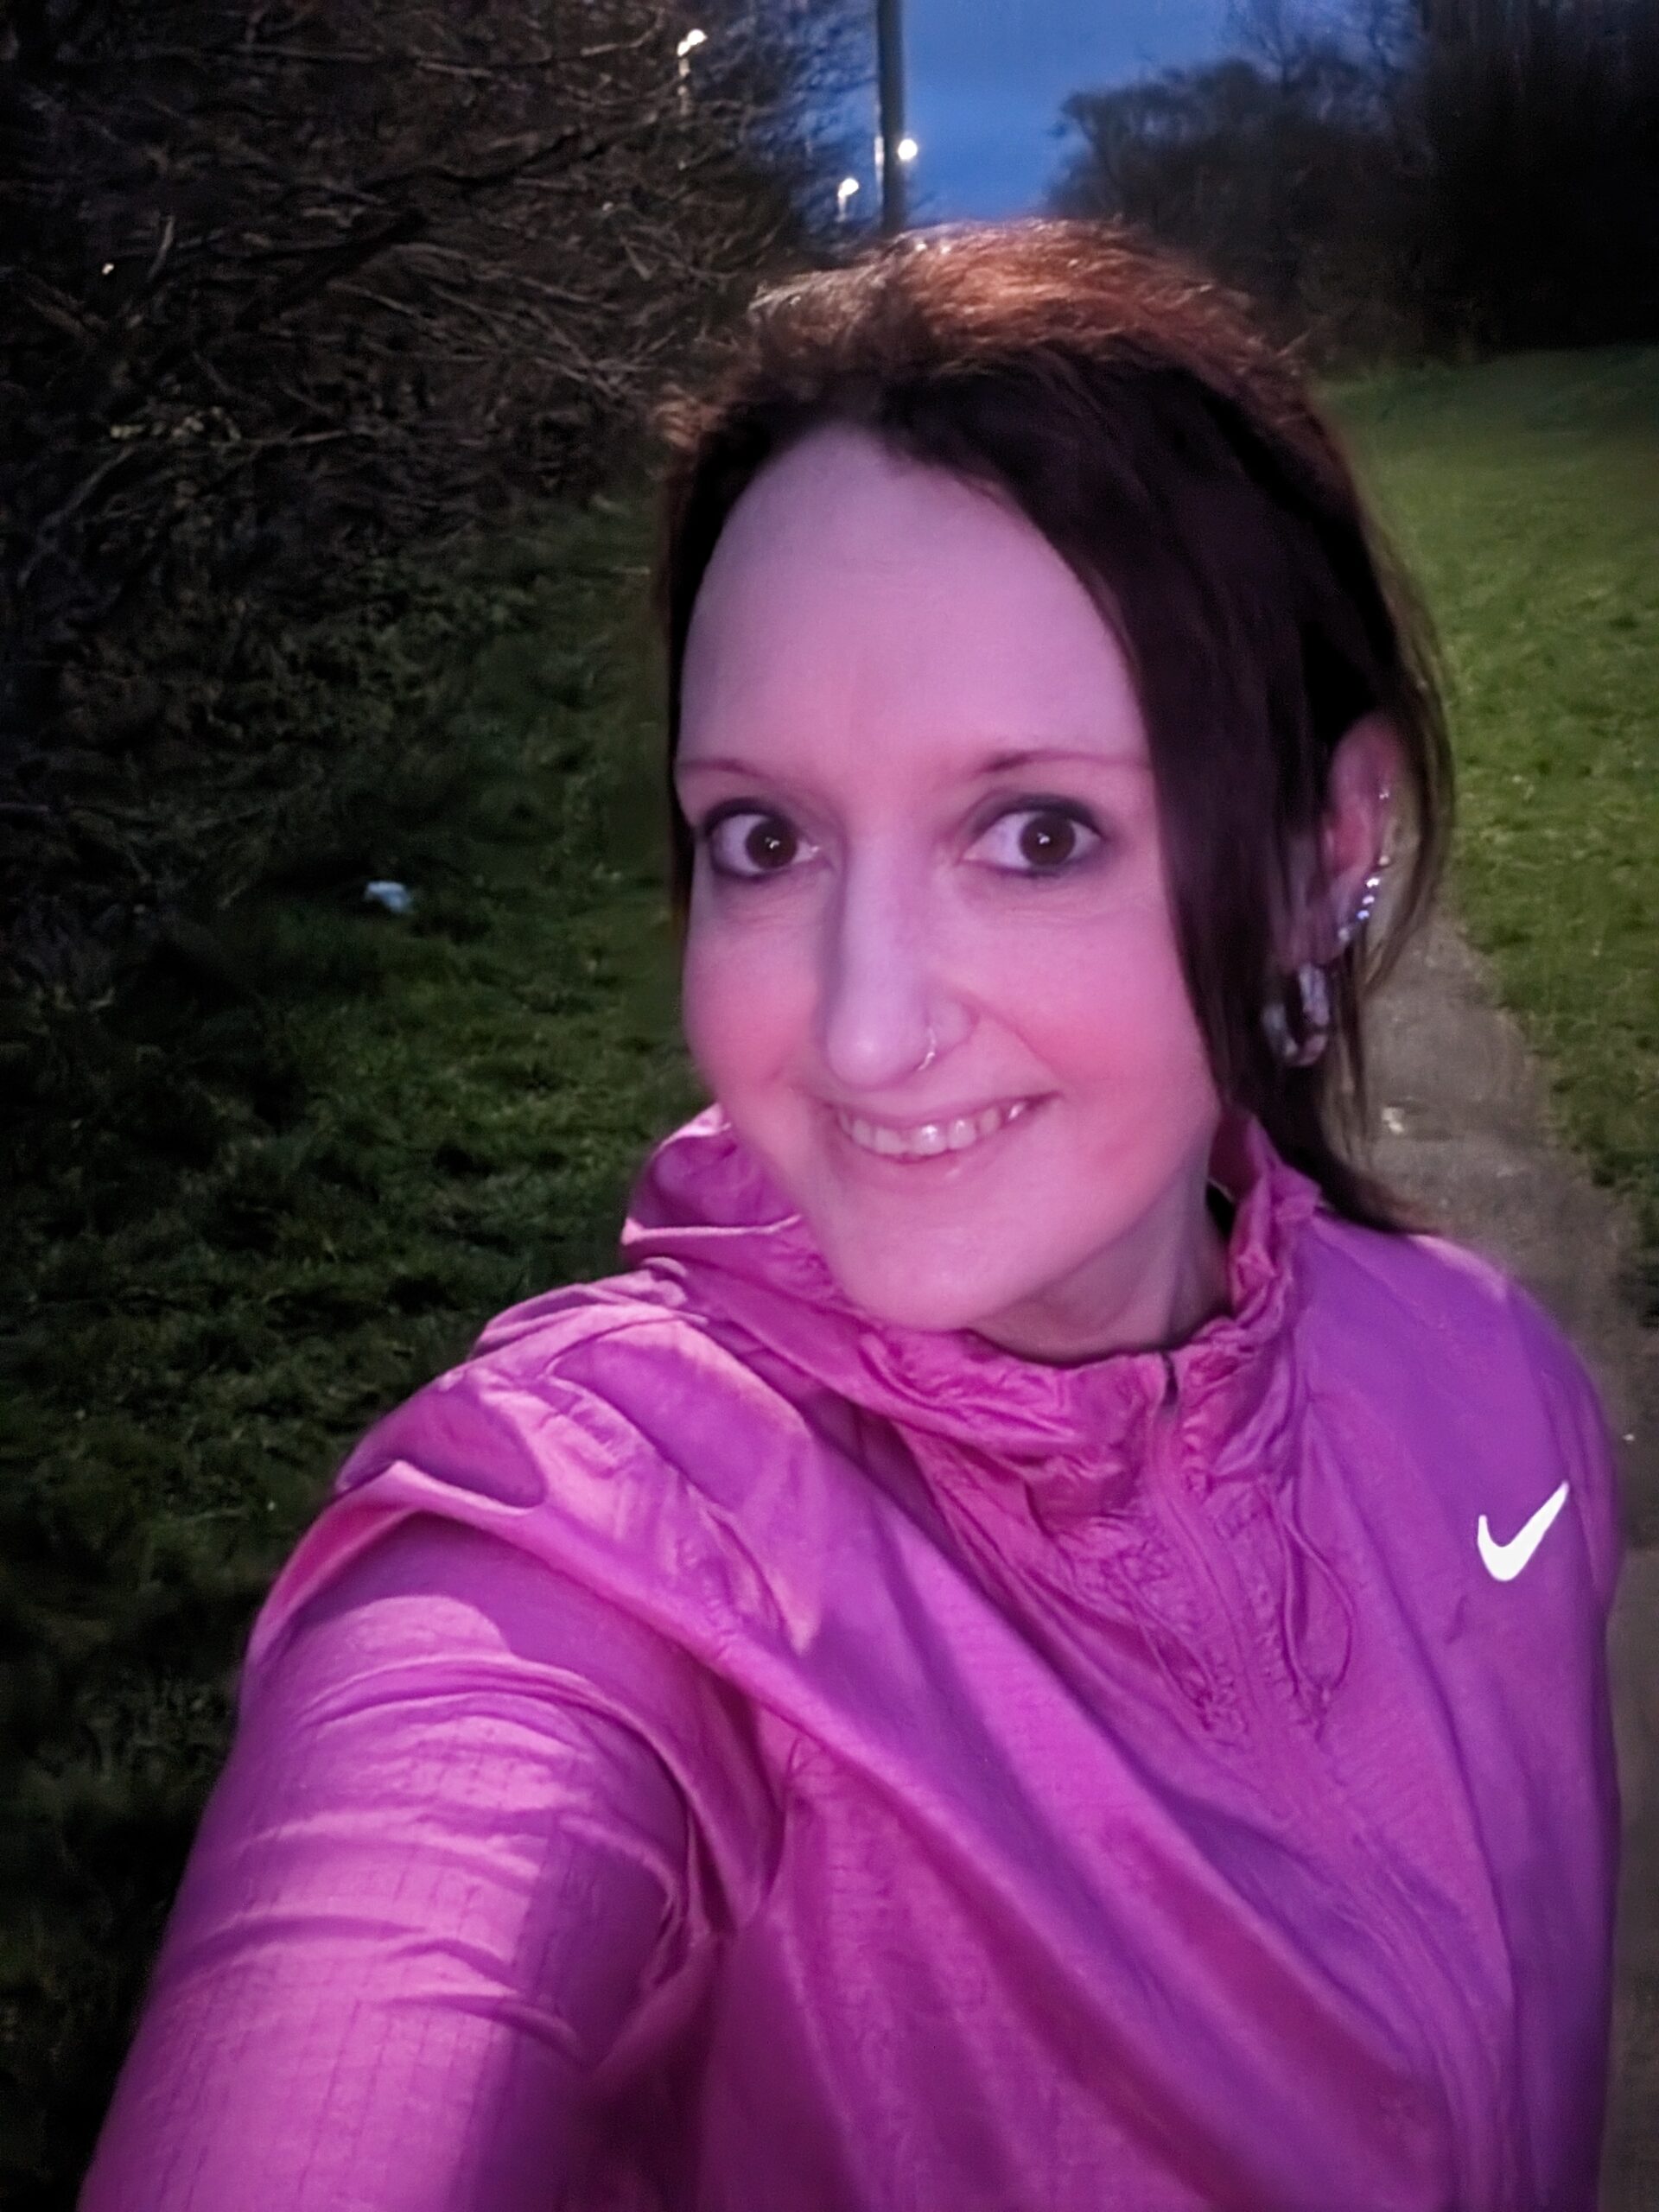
651, 218, 1453, 1230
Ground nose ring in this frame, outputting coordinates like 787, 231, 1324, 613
915, 1026, 938, 1075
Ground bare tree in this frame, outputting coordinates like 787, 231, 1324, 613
1049, 0, 1658, 363
0, 0, 865, 973
1052, 35, 1394, 347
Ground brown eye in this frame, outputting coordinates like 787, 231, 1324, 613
702, 809, 811, 880
1019, 813, 1080, 868
974, 804, 1103, 877
744, 819, 796, 871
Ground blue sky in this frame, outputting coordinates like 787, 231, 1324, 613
849, 0, 1236, 221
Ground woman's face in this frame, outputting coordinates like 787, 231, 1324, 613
674, 424, 1226, 1359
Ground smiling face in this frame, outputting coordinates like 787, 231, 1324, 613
674, 424, 1229, 1362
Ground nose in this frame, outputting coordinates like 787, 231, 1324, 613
818, 853, 942, 1093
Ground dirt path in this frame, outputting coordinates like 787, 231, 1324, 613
1367, 913, 1659, 2207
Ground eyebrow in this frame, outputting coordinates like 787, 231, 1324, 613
674, 744, 1141, 784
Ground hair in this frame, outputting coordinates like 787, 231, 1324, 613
650, 219, 1452, 1230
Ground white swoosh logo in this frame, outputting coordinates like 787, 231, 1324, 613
1478, 1480, 1570, 1582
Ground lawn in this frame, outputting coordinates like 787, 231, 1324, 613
3, 348, 1654, 2206
1331, 347, 1659, 1309
0, 496, 704, 2205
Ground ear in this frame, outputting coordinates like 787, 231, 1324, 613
1288, 714, 1404, 964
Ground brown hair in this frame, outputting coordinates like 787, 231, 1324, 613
651, 219, 1452, 1228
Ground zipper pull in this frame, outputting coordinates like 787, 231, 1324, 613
1158, 1349, 1179, 1413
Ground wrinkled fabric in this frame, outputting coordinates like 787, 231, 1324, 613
82, 1105, 1622, 2211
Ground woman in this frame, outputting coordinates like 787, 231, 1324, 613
82, 222, 1621, 2210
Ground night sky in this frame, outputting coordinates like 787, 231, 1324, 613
863, 0, 1236, 222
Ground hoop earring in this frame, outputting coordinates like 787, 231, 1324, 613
1262, 962, 1332, 1068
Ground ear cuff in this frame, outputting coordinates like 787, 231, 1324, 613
1335, 861, 1386, 951
1263, 855, 1389, 1068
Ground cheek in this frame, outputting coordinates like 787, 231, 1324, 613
679, 915, 809, 1095
993, 896, 1216, 1100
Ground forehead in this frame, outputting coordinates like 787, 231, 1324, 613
677, 425, 1147, 785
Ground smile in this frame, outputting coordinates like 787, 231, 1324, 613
831, 1096, 1040, 1162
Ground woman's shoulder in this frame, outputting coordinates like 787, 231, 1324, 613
1297, 1209, 1623, 1610
247, 1265, 855, 1699
232, 1277, 793, 1945
442, 1262, 823, 1513
1300, 1205, 1593, 1387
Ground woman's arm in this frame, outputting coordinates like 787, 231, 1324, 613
79, 1515, 694, 2212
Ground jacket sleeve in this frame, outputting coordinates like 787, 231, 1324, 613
78, 1514, 695, 2212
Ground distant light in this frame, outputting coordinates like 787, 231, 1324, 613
836, 176, 861, 208
676, 27, 707, 58
101, 262, 115, 276
897, 137, 919, 163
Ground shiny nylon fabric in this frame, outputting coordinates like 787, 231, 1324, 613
82, 1106, 1621, 2210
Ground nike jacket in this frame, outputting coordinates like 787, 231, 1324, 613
80, 1105, 1623, 2211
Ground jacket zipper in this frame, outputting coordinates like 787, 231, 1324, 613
1146, 1351, 1264, 1745
1148, 1351, 1506, 2202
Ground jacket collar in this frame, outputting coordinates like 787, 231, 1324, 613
619, 1104, 1321, 1517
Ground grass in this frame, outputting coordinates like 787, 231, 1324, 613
1331, 347, 1659, 1308
0, 493, 704, 2207
3, 348, 1656, 2207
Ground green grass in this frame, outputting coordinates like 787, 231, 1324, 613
1331, 348, 1659, 1306
0, 494, 704, 2207
5, 349, 1656, 2207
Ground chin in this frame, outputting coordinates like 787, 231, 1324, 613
816, 1244, 1010, 1337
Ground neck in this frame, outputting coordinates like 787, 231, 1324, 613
970, 1161, 1233, 1369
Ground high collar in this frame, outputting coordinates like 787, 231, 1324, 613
619, 1105, 1323, 1522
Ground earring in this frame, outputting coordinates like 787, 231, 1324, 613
1337, 858, 1387, 950
1262, 962, 1332, 1067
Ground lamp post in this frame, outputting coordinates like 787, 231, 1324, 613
836, 175, 861, 226
676, 26, 706, 118
874, 0, 906, 234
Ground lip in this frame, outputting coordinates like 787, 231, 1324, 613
823, 1093, 1050, 1175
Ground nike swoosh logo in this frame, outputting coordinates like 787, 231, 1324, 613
1478, 1481, 1570, 1581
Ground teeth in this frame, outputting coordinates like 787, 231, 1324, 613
836, 1097, 1032, 1161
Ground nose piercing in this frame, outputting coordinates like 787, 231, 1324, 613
915, 1026, 938, 1075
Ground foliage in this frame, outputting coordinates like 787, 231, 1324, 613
1050, 0, 1659, 366
0, 493, 706, 2205
0, 0, 864, 982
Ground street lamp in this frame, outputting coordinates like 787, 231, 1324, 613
898, 136, 918, 165
875, 0, 908, 233
836, 176, 861, 226
676, 26, 706, 118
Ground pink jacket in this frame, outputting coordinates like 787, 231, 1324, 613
82, 1107, 1621, 2210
